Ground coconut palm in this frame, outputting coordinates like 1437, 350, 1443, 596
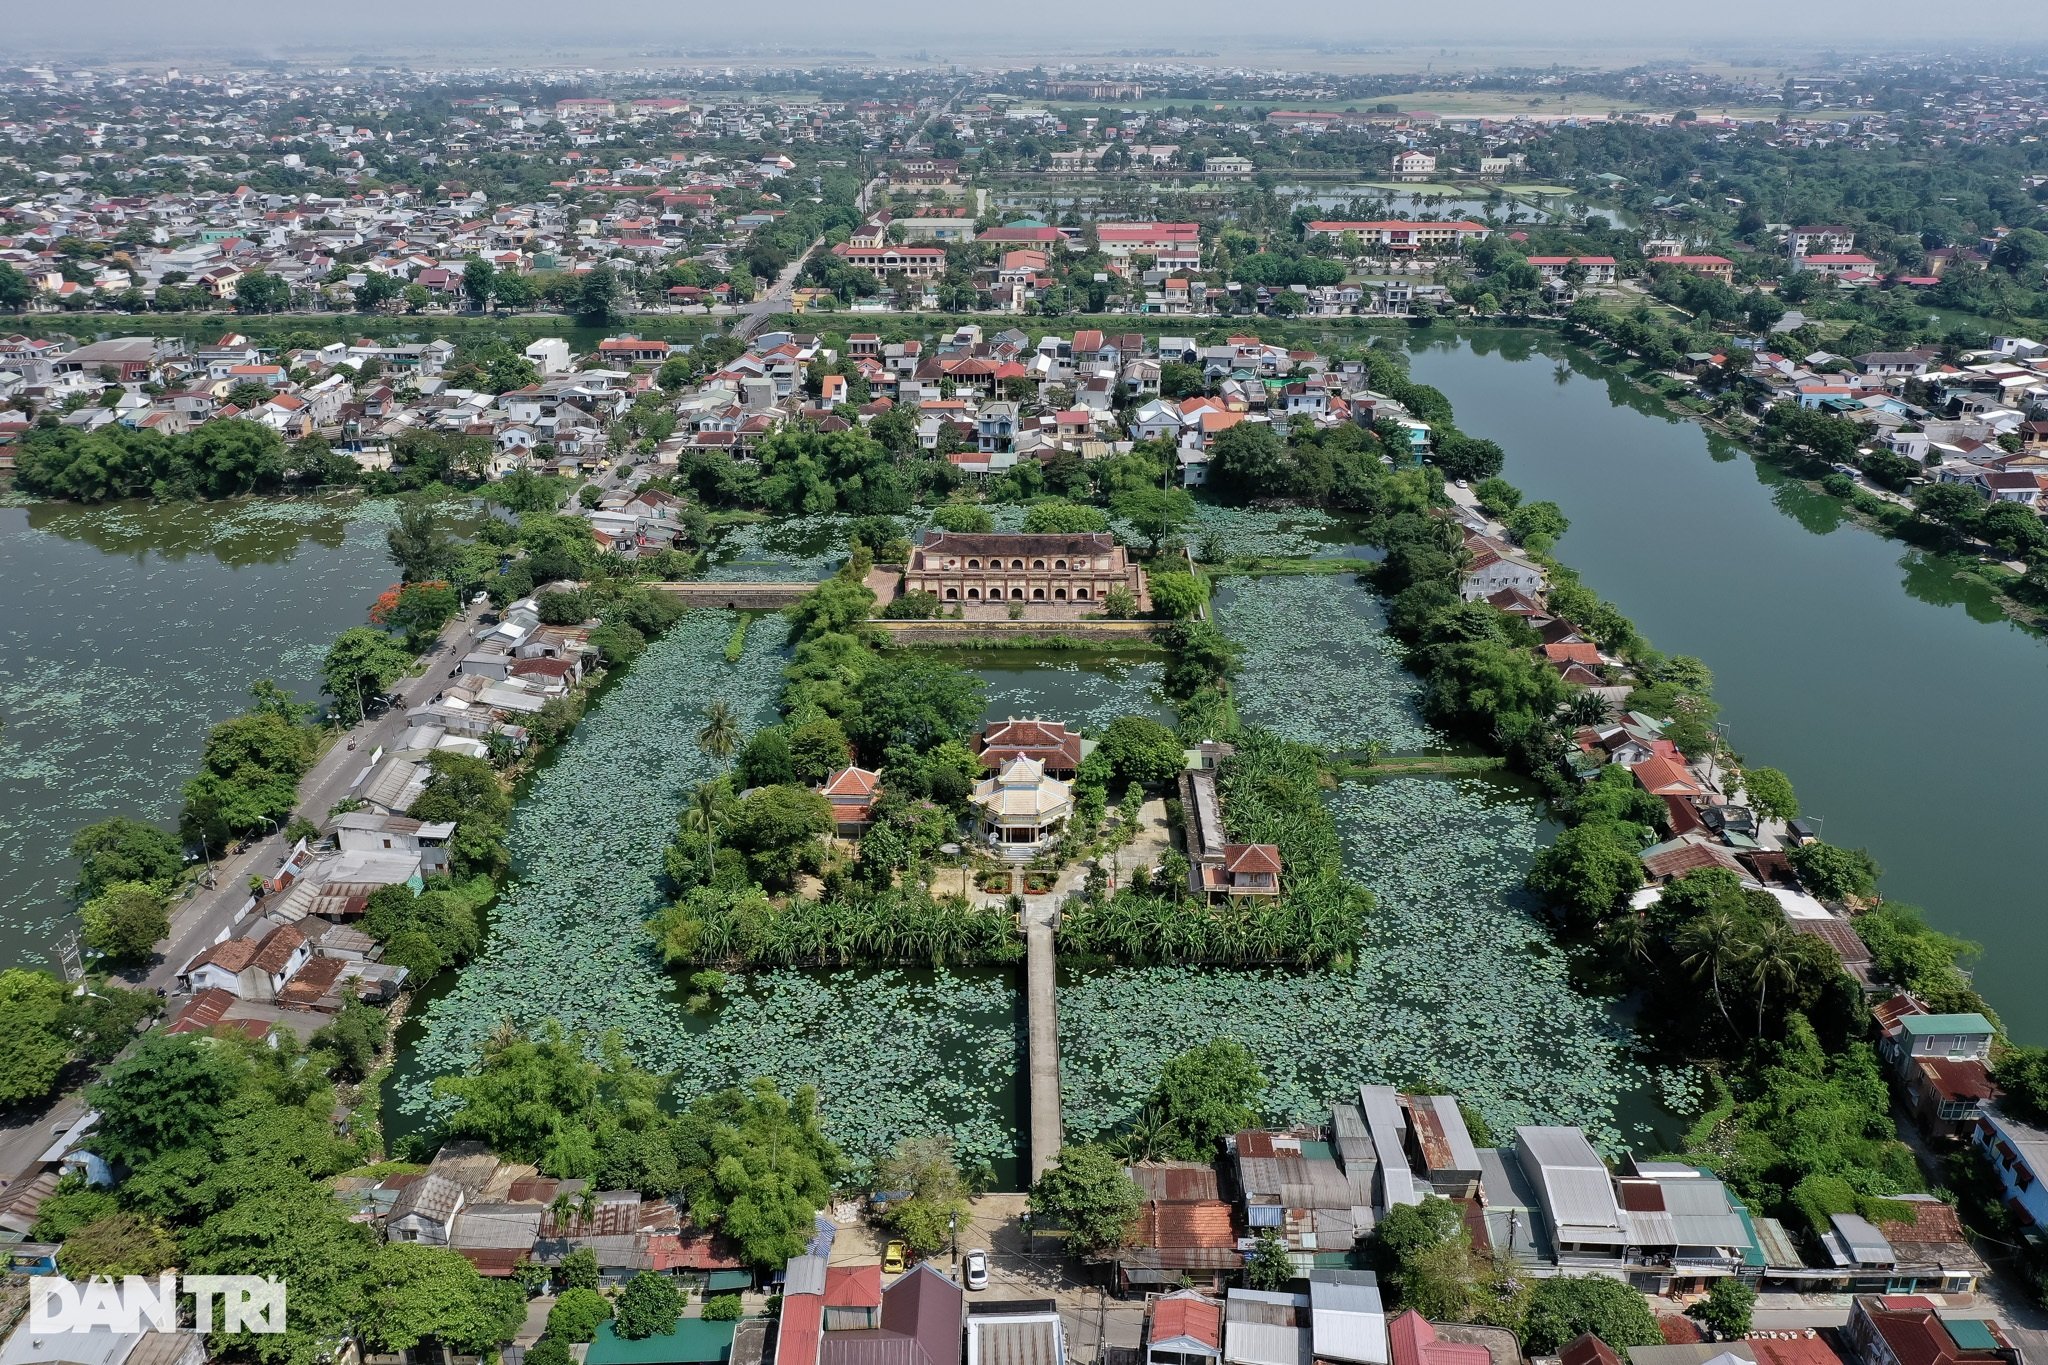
1678, 910, 1750, 1032
697, 700, 740, 770
688, 783, 723, 882
1744, 917, 1809, 1036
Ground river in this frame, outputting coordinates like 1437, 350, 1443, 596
0, 495, 403, 970
1403, 325, 2048, 1041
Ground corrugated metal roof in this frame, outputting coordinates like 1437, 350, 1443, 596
1514, 1127, 1626, 1244
1422, 1097, 1481, 1174
786, 1253, 828, 1298
970, 1316, 1064, 1365
1308, 1271, 1387, 1365
1225, 1323, 1312, 1365
1359, 1086, 1417, 1210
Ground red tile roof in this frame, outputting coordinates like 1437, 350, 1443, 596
166, 987, 236, 1034
1745, 1335, 1846, 1365
1139, 1199, 1236, 1249
1222, 844, 1282, 875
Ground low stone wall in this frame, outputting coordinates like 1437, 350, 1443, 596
649, 581, 818, 609
874, 619, 1162, 646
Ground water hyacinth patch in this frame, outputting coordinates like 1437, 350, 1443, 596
1214, 575, 1444, 753
704, 514, 864, 581
666, 968, 1022, 1180
1057, 776, 1667, 1152
1173, 503, 1346, 559
394, 611, 791, 1116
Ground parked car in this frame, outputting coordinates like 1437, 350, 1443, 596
882, 1240, 908, 1275
962, 1248, 989, 1291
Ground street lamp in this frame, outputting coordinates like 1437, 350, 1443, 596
950, 1213, 959, 1271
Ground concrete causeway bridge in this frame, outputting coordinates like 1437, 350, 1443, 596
647, 581, 820, 609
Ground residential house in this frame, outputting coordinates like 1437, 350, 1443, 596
819, 766, 881, 838
1842, 1296, 2021, 1365
1146, 1291, 1225, 1365
968, 1301, 1066, 1365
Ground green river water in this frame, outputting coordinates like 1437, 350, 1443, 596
1404, 325, 2048, 1041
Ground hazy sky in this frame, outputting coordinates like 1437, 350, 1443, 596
13, 0, 2048, 62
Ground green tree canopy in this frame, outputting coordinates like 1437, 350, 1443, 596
1028, 1143, 1143, 1256
70, 816, 183, 899
1147, 1039, 1267, 1159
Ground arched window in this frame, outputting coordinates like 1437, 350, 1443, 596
1032, 588, 1046, 600
1032, 558, 1046, 569
1011, 558, 1025, 569
966, 558, 981, 569
1076, 587, 1091, 600
944, 588, 958, 600
966, 587, 981, 600
1054, 558, 1068, 569
1010, 587, 1025, 600
1053, 588, 1068, 600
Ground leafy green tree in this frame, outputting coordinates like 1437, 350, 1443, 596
461, 255, 497, 310
1245, 1231, 1295, 1290
70, 816, 183, 899
1147, 570, 1205, 620
1741, 767, 1799, 823
929, 502, 994, 532
1525, 822, 1643, 927
1148, 1039, 1266, 1158
1995, 1046, 2048, 1125
1690, 1277, 1756, 1338
380, 580, 462, 650
56, 1212, 176, 1278
310, 999, 386, 1083
361, 1243, 526, 1354
1520, 1274, 1663, 1354
387, 494, 457, 581
87, 1032, 252, 1172
674, 1079, 839, 1269
1473, 477, 1522, 516
235, 270, 291, 314
558, 1247, 601, 1292
1207, 423, 1288, 501
185, 1179, 375, 1365
1113, 487, 1195, 555
0, 969, 74, 1108
1159, 361, 1206, 399
323, 626, 414, 723
1022, 500, 1111, 534
548, 1287, 613, 1341
81, 881, 168, 962
614, 1271, 685, 1339
787, 718, 853, 783
1028, 1144, 1143, 1256
178, 702, 315, 853
875, 1136, 971, 1257
1789, 841, 1881, 901
703, 1293, 745, 1321
1505, 500, 1569, 549
0, 262, 30, 311
1098, 715, 1186, 790
436, 1027, 605, 1176
723, 786, 835, 889
30, 1181, 122, 1241
846, 655, 986, 760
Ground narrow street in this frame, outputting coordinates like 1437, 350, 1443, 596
0, 599, 488, 1188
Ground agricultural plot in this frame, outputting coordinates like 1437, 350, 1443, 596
1057, 776, 1687, 1152
1214, 574, 1444, 752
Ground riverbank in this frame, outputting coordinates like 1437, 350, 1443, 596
1405, 327, 2048, 1041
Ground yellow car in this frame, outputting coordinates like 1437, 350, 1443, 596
882, 1240, 908, 1275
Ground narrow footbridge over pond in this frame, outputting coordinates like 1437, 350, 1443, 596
1023, 903, 1063, 1180
649, 581, 821, 609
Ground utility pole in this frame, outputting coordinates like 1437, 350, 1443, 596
54, 931, 82, 985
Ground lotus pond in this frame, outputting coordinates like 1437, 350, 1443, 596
1058, 774, 1696, 1153
1214, 573, 1446, 753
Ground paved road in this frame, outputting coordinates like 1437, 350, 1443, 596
0, 601, 487, 1188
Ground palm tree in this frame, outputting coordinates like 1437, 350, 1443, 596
1679, 910, 1750, 1032
689, 783, 723, 881
1744, 918, 1808, 1036
697, 700, 740, 770
1565, 690, 1615, 729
